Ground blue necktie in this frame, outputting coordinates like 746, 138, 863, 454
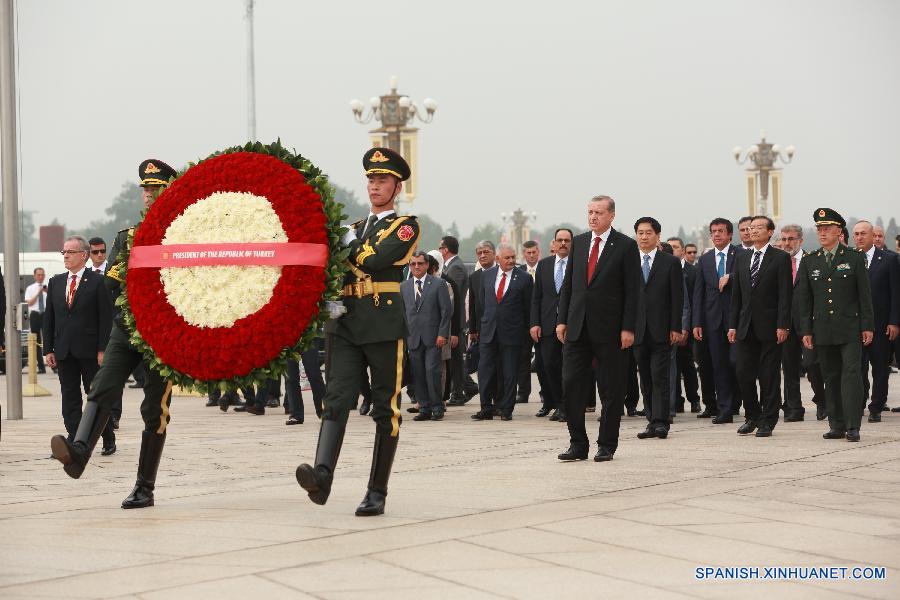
642, 254, 651, 283
554, 259, 565, 293
717, 251, 725, 278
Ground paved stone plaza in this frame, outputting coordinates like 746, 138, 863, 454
2, 372, 899, 599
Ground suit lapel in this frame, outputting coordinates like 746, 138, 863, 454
753, 248, 774, 286
68, 271, 87, 311
589, 230, 615, 286
644, 253, 662, 286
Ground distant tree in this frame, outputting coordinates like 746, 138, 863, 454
415, 213, 446, 254
69, 182, 143, 246
332, 183, 368, 222
459, 222, 504, 261
0, 206, 38, 251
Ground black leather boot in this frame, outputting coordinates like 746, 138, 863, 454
296, 419, 345, 505
355, 433, 399, 516
121, 430, 167, 509
50, 401, 111, 479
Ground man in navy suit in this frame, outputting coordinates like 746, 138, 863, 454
853, 221, 900, 422
401, 251, 452, 421
556, 196, 641, 462
43, 236, 113, 452
530, 228, 572, 421
470, 244, 533, 420
692, 218, 744, 424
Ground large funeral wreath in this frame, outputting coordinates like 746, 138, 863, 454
118, 140, 348, 392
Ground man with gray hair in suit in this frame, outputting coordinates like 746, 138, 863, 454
401, 251, 452, 421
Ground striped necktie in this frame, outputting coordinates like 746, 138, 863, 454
750, 250, 762, 287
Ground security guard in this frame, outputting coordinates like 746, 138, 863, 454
296, 147, 419, 516
794, 208, 874, 442
50, 159, 178, 508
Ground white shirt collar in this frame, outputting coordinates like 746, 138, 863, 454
865, 245, 876, 262
641, 248, 658, 261
555, 254, 568, 267
591, 226, 611, 242
367, 209, 395, 221
68, 265, 87, 279
714, 244, 730, 254
414, 274, 427, 285
751, 243, 770, 257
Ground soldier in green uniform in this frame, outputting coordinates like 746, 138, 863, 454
296, 147, 419, 516
50, 159, 179, 508
794, 208, 874, 442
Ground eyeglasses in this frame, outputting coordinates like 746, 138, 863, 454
781, 236, 799, 242
60, 250, 86, 256
554, 239, 570, 244
685, 250, 697, 254
91, 249, 106, 255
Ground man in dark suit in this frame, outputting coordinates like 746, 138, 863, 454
402, 251, 452, 421
667, 236, 701, 413
633, 219, 683, 439
516, 240, 546, 405
692, 218, 744, 424
727, 216, 792, 437
466, 241, 496, 402
780, 224, 826, 421
43, 236, 113, 452
470, 243, 533, 420
439, 235, 474, 404
556, 196, 641, 462
853, 221, 899, 422
530, 228, 572, 421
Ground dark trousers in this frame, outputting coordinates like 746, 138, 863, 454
30, 311, 45, 371
863, 332, 892, 414
819, 341, 864, 431
694, 338, 717, 411
87, 325, 172, 433
634, 340, 672, 430
782, 330, 825, 415
448, 340, 466, 399
254, 377, 280, 409
675, 340, 700, 406
57, 354, 112, 445
478, 338, 520, 415
539, 335, 563, 410
707, 327, 737, 416
735, 331, 783, 428
322, 333, 404, 436
409, 344, 445, 416
563, 336, 626, 454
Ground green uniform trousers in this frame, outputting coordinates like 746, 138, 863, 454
817, 341, 864, 431
323, 333, 404, 436
87, 325, 173, 433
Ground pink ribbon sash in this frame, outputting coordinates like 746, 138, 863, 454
129, 242, 327, 268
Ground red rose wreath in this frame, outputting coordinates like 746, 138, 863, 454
117, 141, 348, 392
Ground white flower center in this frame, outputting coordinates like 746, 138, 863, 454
160, 191, 288, 328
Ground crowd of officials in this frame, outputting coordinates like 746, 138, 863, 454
4, 202, 899, 463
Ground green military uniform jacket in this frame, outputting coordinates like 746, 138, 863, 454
794, 243, 874, 345
104, 227, 132, 329
335, 213, 419, 345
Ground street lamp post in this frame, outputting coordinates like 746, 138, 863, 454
350, 76, 437, 209
501, 208, 537, 261
733, 131, 795, 220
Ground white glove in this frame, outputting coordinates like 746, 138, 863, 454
341, 227, 358, 247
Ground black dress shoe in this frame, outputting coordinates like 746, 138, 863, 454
355, 489, 387, 516
359, 401, 371, 416
101, 444, 117, 456
285, 417, 303, 425
755, 425, 773, 437
246, 405, 265, 415
413, 413, 432, 421
128, 382, 143, 389
892, 407, 900, 413
205, 398, 218, 407
593, 448, 614, 462
233, 405, 248, 412
634, 410, 646, 417
690, 402, 701, 413
637, 427, 658, 439
816, 405, 827, 420
266, 397, 280, 409
868, 412, 881, 423
737, 420, 756, 435
470, 410, 494, 420
846, 429, 860, 442
548, 409, 560, 421
626, 407, 637, 417
535, 406, 551, 417
406, 406, 419, 414
697, 409, 716, 419
655, 428, 668, 439
712, 415, 733, 424
586, 405, 596, 413
500, 413, 512, 421
515, 395, 529, 404
431, 413, 444, 421
784, 413, 804, 422
557, 411, 567, 422
557, 446, 588, 461
823, 429, 846, 439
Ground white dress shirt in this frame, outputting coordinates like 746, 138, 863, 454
588, 227, 611, 267
865, 245, 876, 268
66, 266, 88, 300
639, 247, 658, 272
748, 243, 770, 271
89, 260, 108, 274
24, 281, 47, 312
494, 267, 514, 299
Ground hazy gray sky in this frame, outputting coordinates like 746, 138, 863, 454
9, 0, 900, 243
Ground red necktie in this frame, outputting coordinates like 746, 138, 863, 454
67, 274, 77, 307
496, 271, 507, 303
586, 236, 601, 283
791, 256, 798, 283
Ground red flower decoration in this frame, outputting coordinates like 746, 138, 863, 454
127, 151, 328, 382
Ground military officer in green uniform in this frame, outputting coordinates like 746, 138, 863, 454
794, 208, 874, 442
50, 159, 179, 508
297, 147, 419, 516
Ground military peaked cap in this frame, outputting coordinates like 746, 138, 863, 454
138, 159, 177, 187
363, 147, 410, 181
813, 207, 846, 228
